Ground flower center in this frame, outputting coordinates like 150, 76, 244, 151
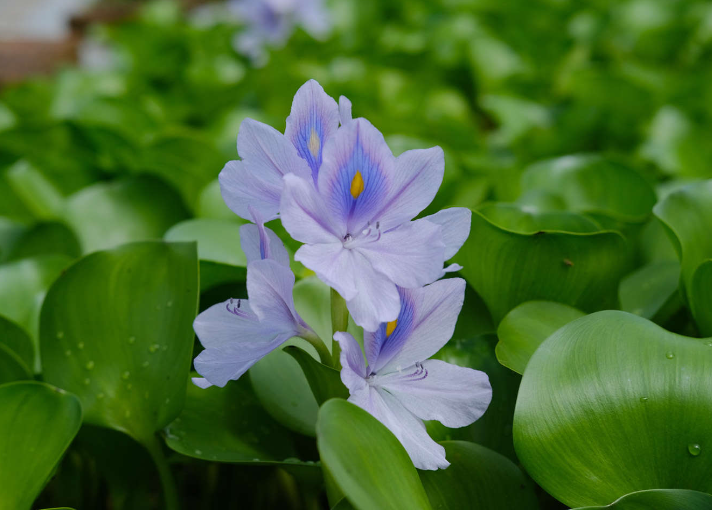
350, 170, 364, 199
385, 319, 397, 337
308, 128, 320, 159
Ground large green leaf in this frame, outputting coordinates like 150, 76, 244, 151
496, 301, 585, 374
40, 241, 198, 443
456, 209, 628, 323
477, 203, 601, 234
618, 260, 682, 324
62, 176, 189, 254
0, 381, 83, 510
0, 342, 32, 384
0, 314, 34, 371
164, 218, 247, 291
514, 311, 712, 508
653, 180, 712, 335
573, 489, 712, 509
316, 399, 432, 510
3, 221, 80, 262
419, 441, 539, 510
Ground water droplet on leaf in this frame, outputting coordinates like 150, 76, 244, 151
689, 444, 702, 456
640, 397, 648, 403
77, 342, 85, 349
128, 336, 136, 344
85, 361, 95, 370
666, 351, 675, 359
149, 344, 160, 353
122, 371, 130, 380
56, 331, 64, 339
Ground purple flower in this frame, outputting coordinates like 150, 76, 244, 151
334, 278, 492, 470
192, 221, 313, 388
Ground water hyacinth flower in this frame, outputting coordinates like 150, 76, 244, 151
192, 221, 319, 389
335, 278, 492, 470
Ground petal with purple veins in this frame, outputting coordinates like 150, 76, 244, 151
281, 173, 343, 243
240, 222, 290, 267
246, 259, 302, 327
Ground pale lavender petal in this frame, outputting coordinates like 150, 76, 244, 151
348, 385, 449, 470
376, 360, 492, 428
334, 332, 368, 393
240, 222, 290, 267
294, 242, 358, 300
443, 263, 463, 273
370, 278, 466, 374
374, 147, 444, 230
284, 80, 339, 181
317, 118, 396, 234
220, 160, 280, 222
339, 96, 352, 126
192, 377, 212, 389
344, 251, 401, 332
193, 298, 263, 350
281, 173, 343, 243
355, 219, 444, 290
421, 207, 472, 260
246, 259, 301, 329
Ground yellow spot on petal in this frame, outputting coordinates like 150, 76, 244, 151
350, 170, 365, 199
308, 128, 320, 159
386, 319, 398, 337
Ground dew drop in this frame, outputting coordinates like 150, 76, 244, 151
167, 300, 173, 307
195, 449, 203, 455
706, 342, 712, 347
85, 361, 95, 370
165, 398, 171, 404
56, 331, 64, 339
142, 361, 150, 368
83, 378, 91, 385
125, 410, 131, 418
77, 342, 85, 350
64, 349, 72, 357
640, 397, 648, 403
689, 443, 702, 456
97, 393, 105, 399
666, 351, 675, 359
128, 336, 136, 344
149, 344, 160, 353
126, 383, 132, 390
121, 371, 131, 380
161, 345, 168, 351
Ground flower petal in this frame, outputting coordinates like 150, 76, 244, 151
375, 147, 444, 230
334, 332, 368, 392
339, 95, 352, 126
348, 385, 449, 470
369, 278, 466, 374
239, 222, 290, 267
376, 359, 492, 428
421, 207, 472, 260
345, 251, 401, 332
317, 118, 396, 234
281, 173, 342, 243
284, 80, 339, 181
355, 218, 445, 290
220, 160, 281, 221
246, 259, 301, 328
294, 242, 357, 300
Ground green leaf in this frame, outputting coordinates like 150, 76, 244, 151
40, 241, 198, 443
0, 381, 82, 510
317, 399, 432, 510
573, 489, 712, 510
477, 203, 602, 234
0, 341, 32, 383
196, 179, 239, 221
249, 347, 319, 437
5, 160, 64, 220
419, 441, 539, 510
4, 221, 80, 262
619, 260, 682, 323
62, 176, 189, 254
521, 154, 656, 227
0, 314, 35, 371
653, 181, 712, 335
164, 218, 247, 291
513, 311, 712, 508
456, 209, 628, 323
496, 301, 585, 374
284, 346, 348, 405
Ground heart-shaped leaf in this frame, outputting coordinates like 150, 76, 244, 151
496, 301, 585, 374
419, 441, 539, 509
0, 381, 82, 510
456, 209, 628, 323
573, 489, 712, 509
514, 311, 712, 508
317, 399, 432, 510
40, 241, 198, 444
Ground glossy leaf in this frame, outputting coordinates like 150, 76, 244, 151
285, 346, 348, 405
478, 203, 601, 234
496, 301, 585, 374
456, 209, 628, 323
0, 314, 34, 371
619, 260, 682, 323
573, 489, 712, 510
419, 441, 539, 510
0, 342, 32, 384
40, 241, 198, 443
4, 221, 81, 262
62, 176, 189, 254
317, 399, 432, 510
0, 381, 82, 510
514, 311, 712, 508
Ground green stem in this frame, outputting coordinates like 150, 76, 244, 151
299, 329, 333, 367
330, 288, 349, 369
144, 433, 180, 510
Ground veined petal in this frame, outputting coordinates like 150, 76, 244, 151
334, 332, 368, 392
376, 359, 492, 428
317, 118, 395, 234
284, 80, 339, 181
194, 298, 262, 350
246, 259, 301, 328
240, 222, 290, 267
281, 173, 342, 243
421, 207, 472, 260
295, 242, 357, 300
369, 278, 466, 374
345, 251, 401, 332
339, 96, 352, 126
348, 385, 449, 470
375, 147, 445, 230
219, 160, 281, 222
356, 219, 444, 290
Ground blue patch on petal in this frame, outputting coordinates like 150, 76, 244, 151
294, 118, 325, 182
371, 288, 416, 372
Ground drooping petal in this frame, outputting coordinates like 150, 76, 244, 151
374, 147, 445, 230
246, 259, 302, 328
281, 173, 342, 243
355, 218, 444, 290
421, 207, 472, 260
345, 251, 401, 332
240, 222, 290, 267
220, 160, 281, 222
368, 278, 466, 374
284, 80, 339, 181
192, 377, 212, 389
339, 96, 352, 126
294, 242, 357, 300
376, 359, 492, 428
334, 332, 368, 392
317, 118, 396, 234
348, 385, 449, 470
